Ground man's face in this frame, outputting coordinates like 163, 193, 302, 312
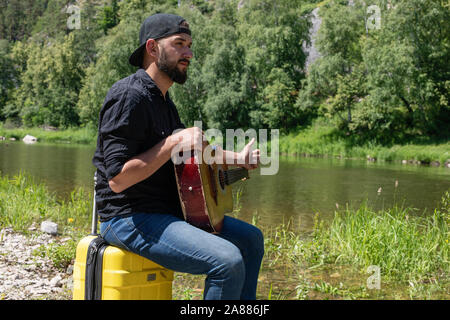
156, 33, 193, 84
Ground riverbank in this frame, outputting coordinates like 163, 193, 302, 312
0, 173, 448, 300
1, 123, 449, 167
279, 123, 450, 167
0, 125, 97, 145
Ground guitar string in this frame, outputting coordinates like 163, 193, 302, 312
217, 168, 248, 185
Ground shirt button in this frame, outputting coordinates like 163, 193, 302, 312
162, 131, 165, 135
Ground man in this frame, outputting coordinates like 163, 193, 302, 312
92, 13, 264, 300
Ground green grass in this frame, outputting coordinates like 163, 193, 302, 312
0, 124, 97, 145
0, 173, 448, 299
0, 172, 92, 234
260, 192, 449, 299
279, 122, 450, 166
310, 198, 449, 283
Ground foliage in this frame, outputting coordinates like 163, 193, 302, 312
12, 33, 84, 127
33, 240, 77, 270
300, 0, 450, 144
0, 0, 448, 145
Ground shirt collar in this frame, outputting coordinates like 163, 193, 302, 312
136, 69, 169, 99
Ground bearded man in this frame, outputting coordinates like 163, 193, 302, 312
92, 13, 264, 300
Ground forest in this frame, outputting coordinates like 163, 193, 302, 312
0, 0, 449, 145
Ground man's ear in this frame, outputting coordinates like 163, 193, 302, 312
145, 39, 159, 59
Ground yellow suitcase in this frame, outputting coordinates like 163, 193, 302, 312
72, 173, 174, 300
72, 235, 174, 300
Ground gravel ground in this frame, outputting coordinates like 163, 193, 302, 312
0, 226, 73, 300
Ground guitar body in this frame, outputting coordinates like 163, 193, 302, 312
174, 150, 248, 233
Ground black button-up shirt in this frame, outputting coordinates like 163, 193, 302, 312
92, 69, 185, 222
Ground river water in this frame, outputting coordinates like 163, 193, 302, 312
1, 141, 449, 231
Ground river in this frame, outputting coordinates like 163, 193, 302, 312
1, 141, 449, 231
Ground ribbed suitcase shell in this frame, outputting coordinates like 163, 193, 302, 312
73, 236, 174, 300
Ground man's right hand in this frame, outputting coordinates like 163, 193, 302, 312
169, 126, 205, 152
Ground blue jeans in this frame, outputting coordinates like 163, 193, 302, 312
99, 213, 264, 300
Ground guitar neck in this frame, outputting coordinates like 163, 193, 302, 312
224, 168, 249, 185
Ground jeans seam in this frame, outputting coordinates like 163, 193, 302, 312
105, 225, 133, 252
100, 224, 111, 238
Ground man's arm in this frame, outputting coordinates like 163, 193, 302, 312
108, 127, 203, 193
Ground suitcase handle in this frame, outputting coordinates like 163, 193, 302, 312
90, 171, 99, 236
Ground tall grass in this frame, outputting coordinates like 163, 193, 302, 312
309, 196, 449, 283
0, 173, 92, 234
258, 191, 449, 299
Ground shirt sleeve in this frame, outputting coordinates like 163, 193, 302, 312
99, 88, 151, 181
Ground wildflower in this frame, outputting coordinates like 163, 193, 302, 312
377, 187, 382, 194
67, 218, 74, 224
395, 180, 398, 188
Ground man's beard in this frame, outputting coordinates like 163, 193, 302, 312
156, 47, 189, 84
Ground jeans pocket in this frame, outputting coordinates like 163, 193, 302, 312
100, 223, 111, 239
100, 219, 132, 252
107, 227, 133, 252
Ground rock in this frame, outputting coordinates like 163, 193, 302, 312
28, 222, 37, 232
66, 265, 74, 275
40, 221, 58, 235
22, 134, 37, 144
0, 227, 72, 300
330, 272, 341, 278
50, 275, 62, 287
303, 7, 322, 71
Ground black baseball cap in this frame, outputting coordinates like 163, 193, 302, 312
129, 13, 191, 68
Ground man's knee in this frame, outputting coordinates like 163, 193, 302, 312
210, 245, 246, 281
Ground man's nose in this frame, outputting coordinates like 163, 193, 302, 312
183, 47, 193, 60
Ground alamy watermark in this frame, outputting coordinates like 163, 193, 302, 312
366, 5, 381, 30
170, 121, 279, 176
66, 3, 81, 30
366, 265, 381, 290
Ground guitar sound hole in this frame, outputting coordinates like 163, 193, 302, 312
218, 170, 225, 190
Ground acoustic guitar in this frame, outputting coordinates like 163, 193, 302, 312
174, 149, 249, 233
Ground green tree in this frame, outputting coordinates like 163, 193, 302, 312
235, 0, 310, 130
0, 0, 48, 41
364, 0, 450, 138
0, 40, 17, 121
14, 33, 84, 127
98, 0, 120, 35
